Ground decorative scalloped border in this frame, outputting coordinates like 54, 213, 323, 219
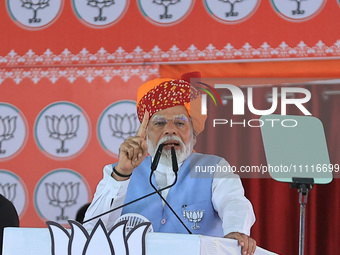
1, 41, 340, 84
0, 65, 160, 84
1, 41, 340, 68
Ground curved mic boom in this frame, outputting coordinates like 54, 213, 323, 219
149, 145, 192, 234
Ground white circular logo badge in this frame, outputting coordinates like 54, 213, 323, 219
204, 0, 260, 23
72, 0, 129, 28
271, 0, 326, 22
0, 170, 29, 219
34, 102, 91, 160
6, 0, 64, 30
97, 100, 139, 157
138, 0, 194, 26
0, 103, 28, 161
34, 169, 91, 225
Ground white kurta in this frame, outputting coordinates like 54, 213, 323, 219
83, 157, 255, 236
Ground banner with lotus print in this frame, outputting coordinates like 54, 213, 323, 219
1, 0, 340, 65
46, 220, 150, 255
0, 65, 159, 227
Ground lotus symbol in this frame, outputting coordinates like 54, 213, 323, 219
45, 115, 80, 153
183, 205, 204, 230
21, 0, 50, 23
108, 113, 139, 140
290, 0, 307, 15
45, 182, 80, 221
87, 0, 115, 22
219, 0, 245, 17
0, 183, 17, 202
46, 219, 150, 255
153, 0, 180, 19
0, 116, 17, 154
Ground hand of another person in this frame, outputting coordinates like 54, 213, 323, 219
224, 232, 256, 255
113, 111, 149, 180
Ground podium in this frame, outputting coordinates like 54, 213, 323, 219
3, 227, 277, 255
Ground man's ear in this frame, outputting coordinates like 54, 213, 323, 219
192, 131, 197, 145
191, 133, 198, 153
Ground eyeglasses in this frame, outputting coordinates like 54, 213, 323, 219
150, 114, 190, 129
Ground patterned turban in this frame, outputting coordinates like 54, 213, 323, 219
136, 72, 207, 134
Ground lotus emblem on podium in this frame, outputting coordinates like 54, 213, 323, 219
46, 219, 150, 255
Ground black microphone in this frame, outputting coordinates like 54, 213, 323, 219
149, 145, 192, 234
171, 146, 178, 173
151, 143, 164, 171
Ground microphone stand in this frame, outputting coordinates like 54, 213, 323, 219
83, 179, 179, 224
149, 146, 192, 234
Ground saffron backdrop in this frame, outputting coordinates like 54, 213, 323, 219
1, 0, 340, 254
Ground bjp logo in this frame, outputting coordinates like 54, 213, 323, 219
34, 102, 90, 160
6, 0, 64, 30
97, 100, 139, 157
0, 103, 28, 161
45, 115, 80, 154
34, 169, 90, 225
72, 0, 129, 28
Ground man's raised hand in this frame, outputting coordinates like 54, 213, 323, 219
113, 111, 149, 180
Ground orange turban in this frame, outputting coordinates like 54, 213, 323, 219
136, 73, 207, 134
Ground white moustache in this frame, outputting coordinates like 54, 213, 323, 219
157, 135, 184, 148
148, 135, 191, 167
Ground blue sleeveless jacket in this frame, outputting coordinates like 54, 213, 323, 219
121, 153, 224, 237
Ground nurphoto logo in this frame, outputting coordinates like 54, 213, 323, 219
195, 78, 312, 128
200, 84, 311, 116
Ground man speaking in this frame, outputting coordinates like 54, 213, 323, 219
84, 73, 256, 255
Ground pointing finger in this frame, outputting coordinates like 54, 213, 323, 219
136, 111, 149, 139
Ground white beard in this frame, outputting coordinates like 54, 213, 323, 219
147, 135, 194, 167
